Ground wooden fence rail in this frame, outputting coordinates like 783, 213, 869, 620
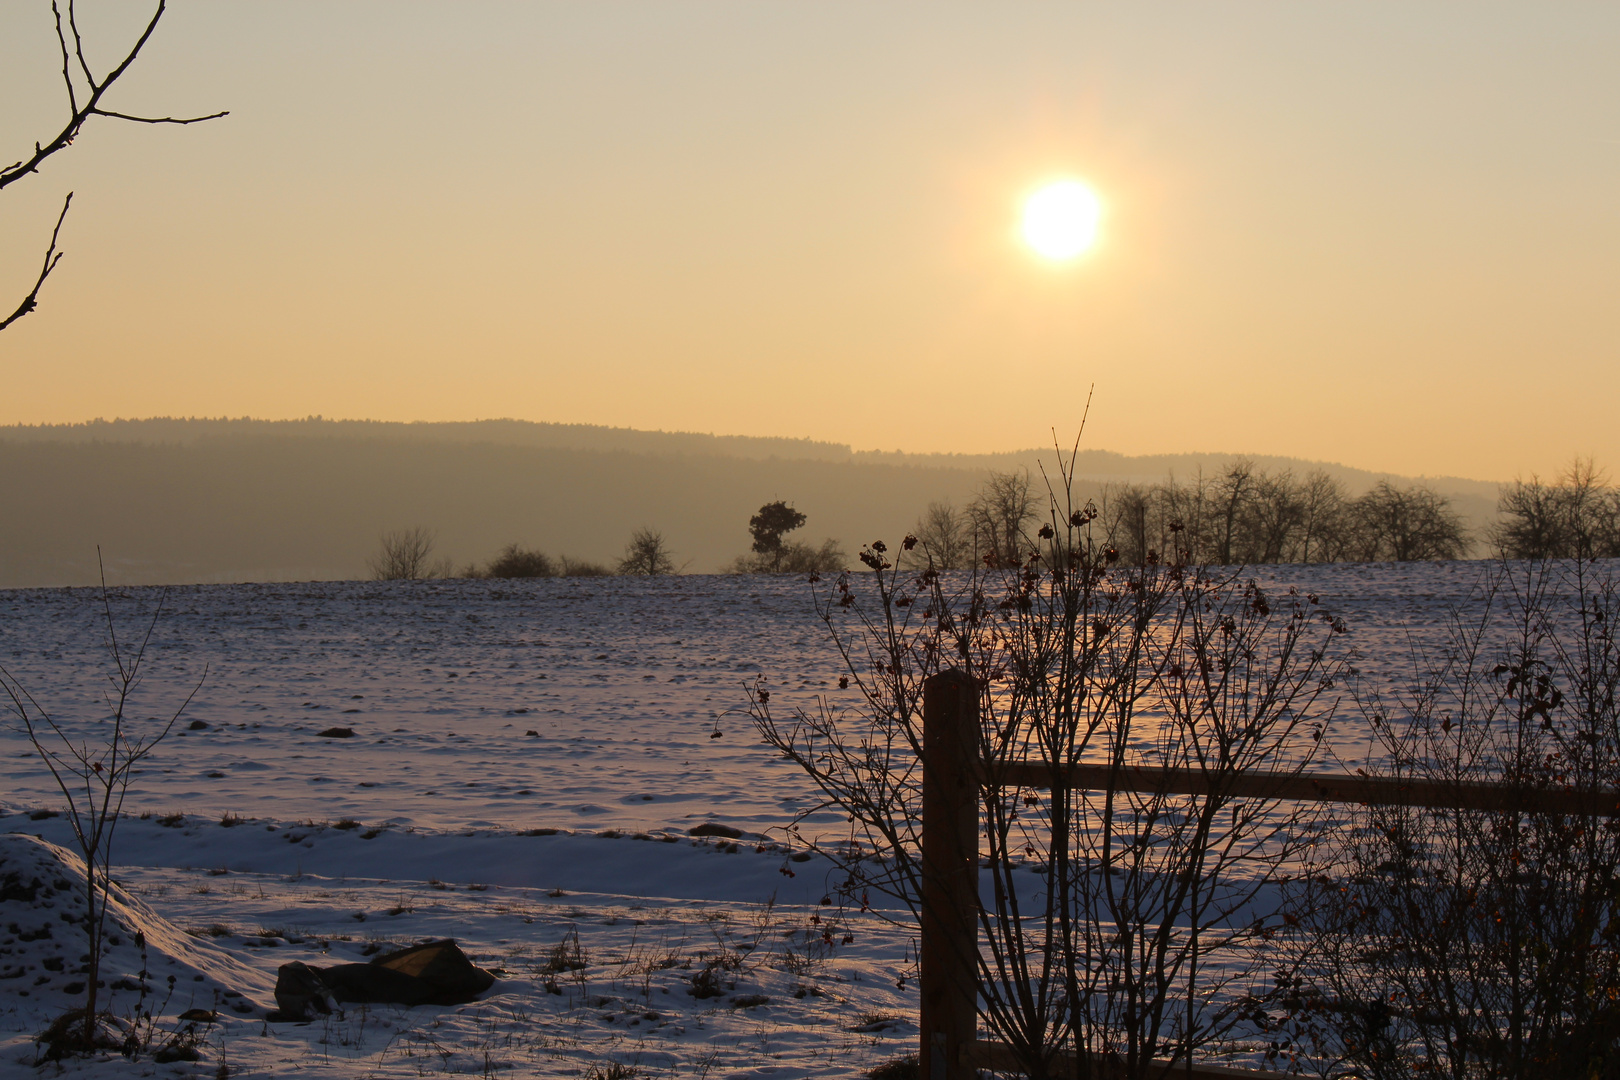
916, 669, 1620, 1080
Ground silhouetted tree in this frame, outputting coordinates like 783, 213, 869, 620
749, 501, 807, 572
1296, 470, 1350, 563
369, 527, 450, 580
910, 500, 973, 570
1097, 465, 1470, 567
1106, 465, 1342, 567
2, 2, 227, 333
1237, 468, 1305, 563
1102, 483, 1154, 566
1157, 470, 1214, 564
968, 469, 1038, 568
618, 527, 677, 575
1210, 457, 1257, 565
1492, 459, 1620, 560
1347, 481, 1469, 561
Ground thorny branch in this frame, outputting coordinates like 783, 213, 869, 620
2, 0, 227, 331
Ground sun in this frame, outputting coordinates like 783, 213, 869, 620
1020, 179, 1102, 261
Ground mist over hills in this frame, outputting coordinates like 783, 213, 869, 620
0, 418, 1503, 588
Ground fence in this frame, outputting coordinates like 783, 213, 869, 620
916, 668, 1620, 1080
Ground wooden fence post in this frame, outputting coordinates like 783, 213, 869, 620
920, 669, 980, 1080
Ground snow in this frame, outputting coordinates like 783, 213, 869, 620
0, 563, 1568, 1076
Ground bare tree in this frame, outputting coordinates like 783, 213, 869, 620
1492, 459, 1620, 561
368, 527, 449, 580
968, 469, 1038, 568
3, 1, 227, 333
618, 527, 678, 575
1237, 468, 1305, 563
1210, 457, 1257, 565
1157, 469, 1213, 564
1, 566, 203, 1049
1296, 469, 1349, 564
1100, 482, 1154, 566
1104, 463, 1443, 568
910, 500, 973, 570
1347, 481, 1470, 562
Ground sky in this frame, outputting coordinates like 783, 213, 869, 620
1, 2, 1617, 482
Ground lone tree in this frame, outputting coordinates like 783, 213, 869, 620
3, 1, 227, 333
749, 501, 807, 572
368, 527, 449, 581
618, 527, 677, 576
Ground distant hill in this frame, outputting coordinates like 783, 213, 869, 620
0, 418, 1505, 587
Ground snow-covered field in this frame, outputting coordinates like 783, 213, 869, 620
0, 564, 1550, 1077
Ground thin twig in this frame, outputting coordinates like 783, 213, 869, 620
0, 193, 71, 332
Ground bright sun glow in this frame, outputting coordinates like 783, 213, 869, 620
1021, 180, 1102, 260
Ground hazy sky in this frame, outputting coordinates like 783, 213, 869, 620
2, 3, 1617, 481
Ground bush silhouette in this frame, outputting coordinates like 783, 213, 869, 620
483, 544, 555, 579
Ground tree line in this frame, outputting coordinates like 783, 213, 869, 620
911, 459, 1472, 569
366, 500, 845, 581
372, 458, 1620, 581
368, 526, 678, 580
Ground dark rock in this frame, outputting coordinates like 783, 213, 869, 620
268, 961, 333, 1020
315, 727, 356, 739
689, 822, 743, 840
187, 720, 209, 731
270, 939, 494, 1020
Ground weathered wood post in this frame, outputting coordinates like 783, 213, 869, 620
920, 669, 980, 1080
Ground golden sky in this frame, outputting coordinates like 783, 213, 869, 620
2, 3, 1617, 481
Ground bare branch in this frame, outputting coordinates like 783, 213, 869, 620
4, 2, 227, 335
0, 0, 229, 193
93, 107, 231, 126
65, 1, 95, 89
53, 1, 79, 115
0, 192, 72, 332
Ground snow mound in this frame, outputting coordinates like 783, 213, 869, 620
0, 833, 274, 1025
